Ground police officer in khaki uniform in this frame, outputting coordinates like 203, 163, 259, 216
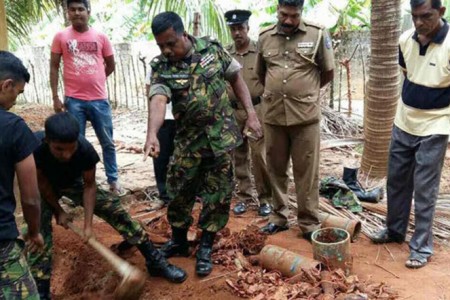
224, 10, 273, 217
256, 0, 335, 239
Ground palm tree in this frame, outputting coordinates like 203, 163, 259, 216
361, 0, 401, 177
139, 0, 230, 42
2, 0, 58, 49
0, 0, 8, 50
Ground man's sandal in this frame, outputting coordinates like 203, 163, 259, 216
405, 254, 430, 269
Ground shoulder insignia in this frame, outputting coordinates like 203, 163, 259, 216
150, 55, 165, 68
201, 35, 223, 49
259, 24, 277, 36
303, 19, 325, 30
151, 55, 164, 64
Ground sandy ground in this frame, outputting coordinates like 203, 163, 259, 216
14, 104, 450, 300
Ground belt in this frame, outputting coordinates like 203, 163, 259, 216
231, 96, 261, 110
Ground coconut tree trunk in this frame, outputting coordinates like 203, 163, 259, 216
361, 0, 401, 177
0, 0, 8, 50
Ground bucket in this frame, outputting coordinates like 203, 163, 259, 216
320, 213, 361, 242
260, 244, 321, 277
311, 228, 352, 275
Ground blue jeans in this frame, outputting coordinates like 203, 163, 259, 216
65, 97, 118, 184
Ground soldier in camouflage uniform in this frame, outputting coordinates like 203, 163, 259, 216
28, 113, 186, 299
0, 51, 43, 300
144, 12, 262, 277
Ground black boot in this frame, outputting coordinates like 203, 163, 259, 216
160, 227, 190, 258
36, 279, 51, 300
196, 231, 216, 277
137, 240, 187, 283
343, 167, 383, 203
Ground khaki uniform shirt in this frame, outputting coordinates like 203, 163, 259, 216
256, 20, 335, 126
226, 40, 264, 103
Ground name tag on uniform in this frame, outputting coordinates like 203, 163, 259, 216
298, 42, 314, 48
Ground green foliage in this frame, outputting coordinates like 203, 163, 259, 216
260, 0, 370, 33
5, 0, 57, 50
330, 0, 370, 34
138, 0, 230, 43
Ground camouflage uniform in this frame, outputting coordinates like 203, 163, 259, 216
149, 35, 242, 233
27, 187, 147, 282
319, 177, 362, 213
0, 240, 39, 300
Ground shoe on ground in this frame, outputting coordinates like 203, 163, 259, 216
258, 204, 272, 217
233, 202, 247, 215
260, 222, 289, 235
109, 181, 127, 197
405, 255, 430, 269
370, 228, 404, 244
146, 251, 188, 283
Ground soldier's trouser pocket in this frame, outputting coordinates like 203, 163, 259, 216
0, 240, 39, 300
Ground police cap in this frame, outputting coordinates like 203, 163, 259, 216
224, 10, 252, 26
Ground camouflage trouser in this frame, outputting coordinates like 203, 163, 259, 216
0, 240, 39, 300
167, 153, 233, 233
26, 187, 148, 282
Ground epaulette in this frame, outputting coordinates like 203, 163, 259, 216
150, 55, 165, 68
259, 24, 277, 36
201, 36, 223, 48
303, 19, 325, 30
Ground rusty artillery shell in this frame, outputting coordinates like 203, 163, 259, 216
320, 213, 361, 242
259, 244, 321, 277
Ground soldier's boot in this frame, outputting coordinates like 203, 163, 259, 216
196, 231, 216, 277
160, 227, 190, 258
36, 279, 51, 300
137, 240, 187, 283
343, 167, 383, 203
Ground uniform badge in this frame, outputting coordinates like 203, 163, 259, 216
200, 54, 215, 68
298, 42, 314, 48
175, 79, 189, 87
232, 14, 237, 19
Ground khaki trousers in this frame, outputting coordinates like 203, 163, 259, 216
265, 122, 321, 233
233, 104, 272, 205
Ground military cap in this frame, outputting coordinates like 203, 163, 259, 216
224, 9, 252, 26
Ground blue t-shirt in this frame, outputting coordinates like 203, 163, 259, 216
34, 131, 100, 190
0, 109, 40, 241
